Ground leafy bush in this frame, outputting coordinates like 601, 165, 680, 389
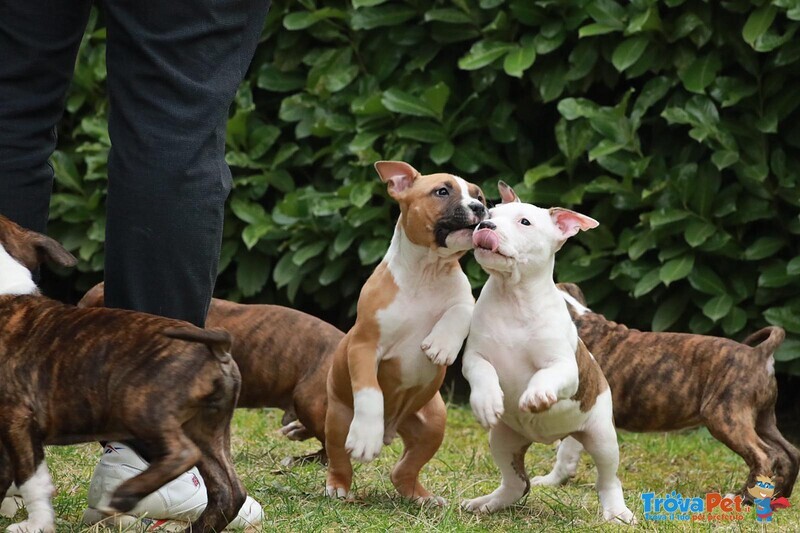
47, 0, 800, 373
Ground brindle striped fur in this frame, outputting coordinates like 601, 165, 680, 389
558, 282, 800, 499
0, 215, 245, 532
80, 282, 344, 464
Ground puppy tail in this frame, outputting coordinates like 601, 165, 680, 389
742, 326, 786, 358
162, 326, 234, 363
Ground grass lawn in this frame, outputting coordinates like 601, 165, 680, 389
2, 403, 798, 531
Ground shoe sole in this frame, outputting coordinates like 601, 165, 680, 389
82, 508, 189, 532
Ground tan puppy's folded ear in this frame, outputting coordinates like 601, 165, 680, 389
34, 233, 78, 268
549, 208, 599, 240
498, 181, 520, 203
374, 161, 420, 198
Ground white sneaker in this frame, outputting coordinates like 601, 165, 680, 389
82, 443, 263, 530
1, 484, 23, 518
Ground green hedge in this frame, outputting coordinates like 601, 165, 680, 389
48, 0, 800, 373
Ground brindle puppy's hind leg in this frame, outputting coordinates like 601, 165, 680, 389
391, 392, 447, 505
702, 404, 773, 501
184, 425, 247, 532
104, 430, 201, 515
756, 408, 800, 498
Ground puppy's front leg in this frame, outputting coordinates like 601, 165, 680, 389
346, 340, 385, 463
462, 346, 504, 429
519, 357, 578, 413
421, 302, 473, 366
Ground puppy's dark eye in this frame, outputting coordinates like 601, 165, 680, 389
520, 218, 531, 226
477, 195, 484, 203
435, 188, 449, 197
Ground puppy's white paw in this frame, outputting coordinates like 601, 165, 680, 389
421, 331, 463, 366
461, 493, 512, 514
345, 417, 383, 463
469, 388, 504, 429
604, 507, 637, 525
325, 485, 351, 500
530, 474, 563, 487
6, 520, 55, 533
519, 386, 557, 413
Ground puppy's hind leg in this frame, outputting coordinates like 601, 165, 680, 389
1, 407, 55, 533
531, 436, 583, 487
461, 420, 532, 514
106, 430, 201, 515
575, 394, 636, 525
392, 392, 447, 506
756, 408, 799, 497
324, 397, 354, 499
184, 423, 247, 533
702, 404, 773, 500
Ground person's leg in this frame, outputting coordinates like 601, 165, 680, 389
102, 0, 271, 327
0, 0, 92, 233
0, 0, 91, 513
84, 0, 271, 527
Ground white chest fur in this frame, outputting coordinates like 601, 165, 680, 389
376, 262, 471, 389
0, 243, 37, 296
374, 228, 473, 389
468, 278, 585, 442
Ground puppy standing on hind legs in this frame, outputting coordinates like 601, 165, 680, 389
325, 160, 487, 504
461, 182, 636, 524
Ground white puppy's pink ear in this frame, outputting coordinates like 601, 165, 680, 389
374, 161, 420, 197
498, 181, 520, 203
549, 208, 599, 239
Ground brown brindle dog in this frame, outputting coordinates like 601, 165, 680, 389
548, 282, 800, 499
79, 282, 343, 465
0, 215, 245, 533
324, 161, 486, 503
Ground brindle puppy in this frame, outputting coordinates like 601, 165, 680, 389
548, 282, 799, 499
79, 282, 344, 465
0, 215, 245, 533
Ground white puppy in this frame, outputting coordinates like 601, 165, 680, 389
461, 182, 635, 524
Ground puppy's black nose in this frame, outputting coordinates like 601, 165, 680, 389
476, 221, 495, 230
469, 202, 487, 217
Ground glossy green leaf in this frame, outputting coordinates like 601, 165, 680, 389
611, 36, 649, 72
660, 255, 695, 285
458, 40, 514, 70
703, 294, 733, 322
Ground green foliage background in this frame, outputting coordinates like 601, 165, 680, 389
48, 0, 800, 374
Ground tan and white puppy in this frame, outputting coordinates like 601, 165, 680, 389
324, 161, 486, 504
461, 183, 635, 524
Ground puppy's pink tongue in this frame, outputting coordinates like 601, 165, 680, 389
473, 229, 499, 252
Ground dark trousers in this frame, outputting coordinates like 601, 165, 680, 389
0, 0, 271, 327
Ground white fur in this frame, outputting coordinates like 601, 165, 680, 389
7, 462, 55, 533
376, 224, 474, 387
462, 201, 635, 524
0, 244, 37, 296
559, 291, 590, 316
346, 388, 385, 463
345, 219, 475, 463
